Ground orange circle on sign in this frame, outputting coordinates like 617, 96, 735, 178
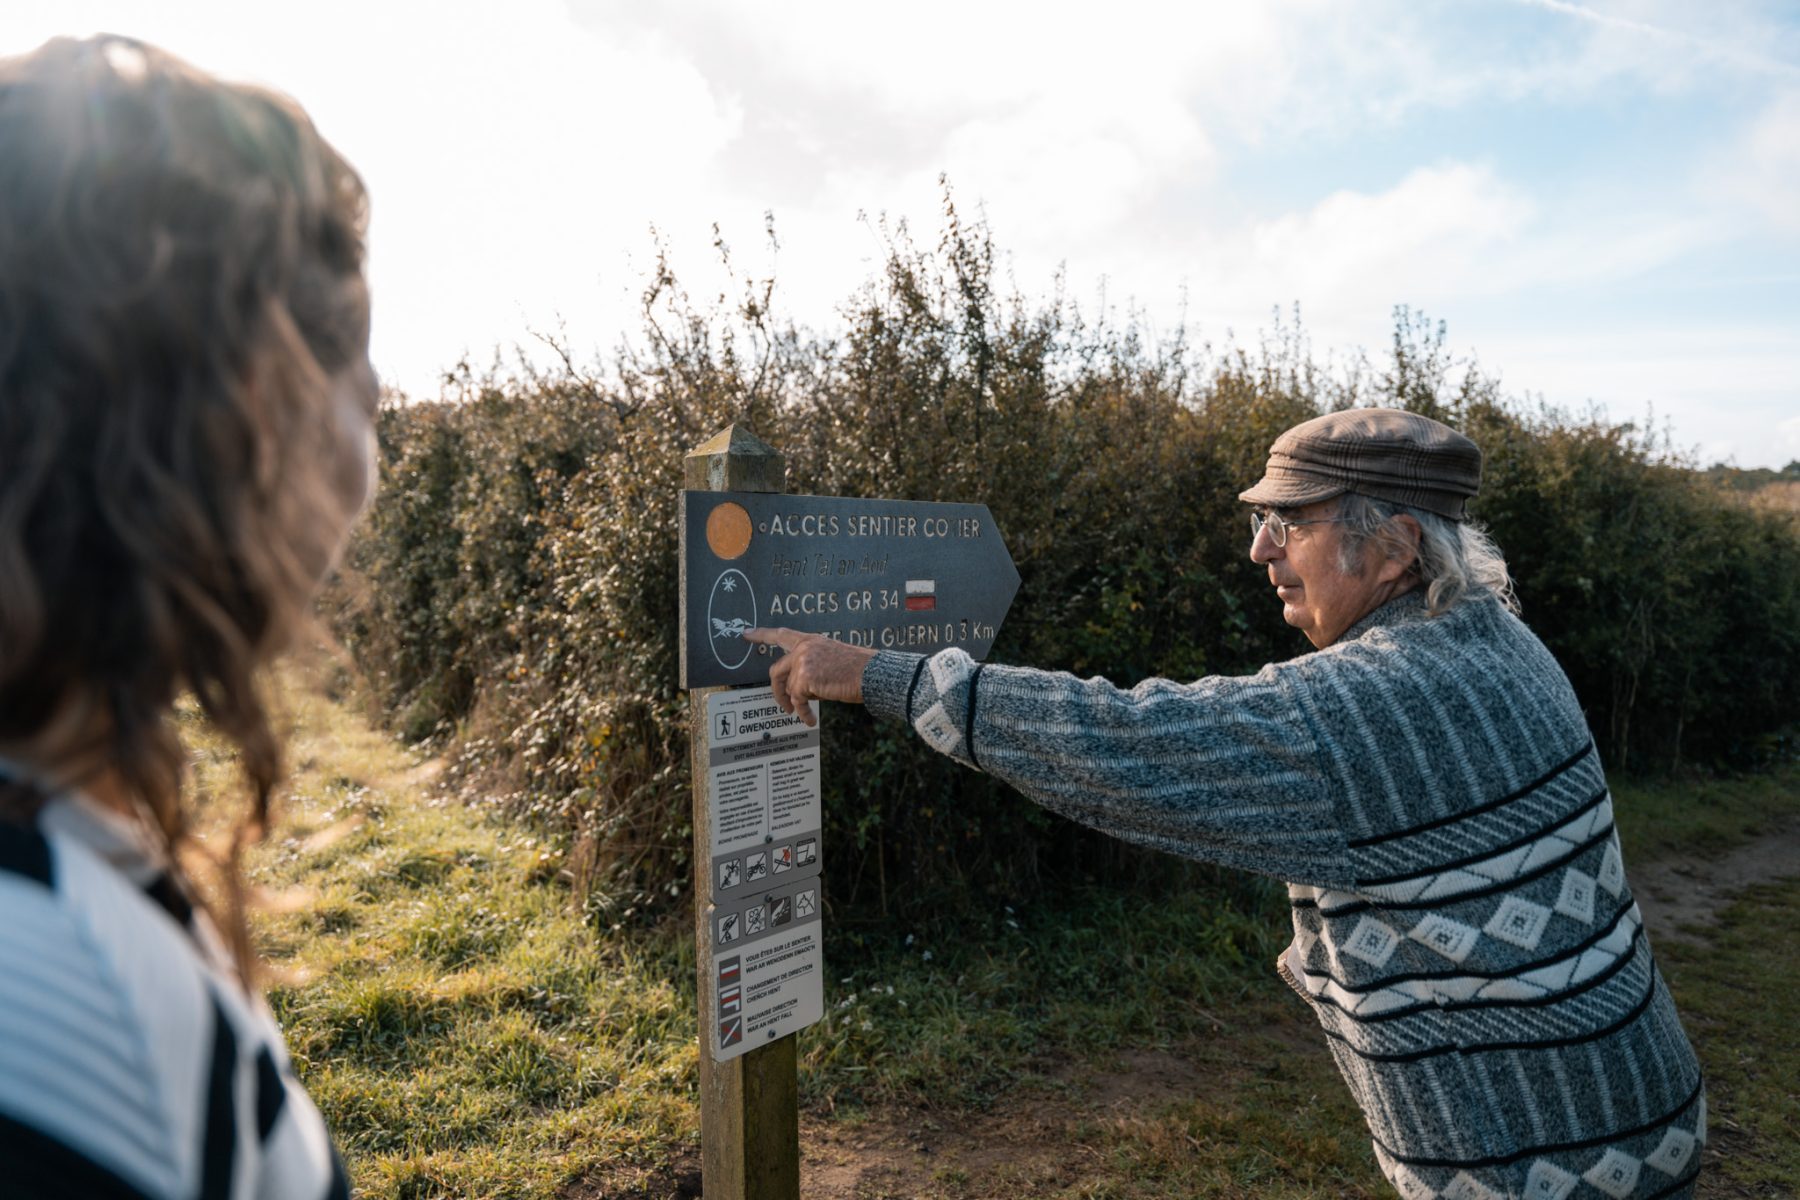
706, 501, 752, 560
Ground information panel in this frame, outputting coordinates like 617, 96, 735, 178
680, 490, 1020, 688
705, 687, 824, 1061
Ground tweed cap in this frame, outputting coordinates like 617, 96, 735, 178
1237, 408, 1482, 521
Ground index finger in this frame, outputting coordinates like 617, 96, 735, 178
742, 626, 803, 649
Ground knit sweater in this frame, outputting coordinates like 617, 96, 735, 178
0, 776, 349, 1200
862, 589, 1704, 1200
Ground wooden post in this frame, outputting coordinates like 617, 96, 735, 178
683, 424, 800, 1200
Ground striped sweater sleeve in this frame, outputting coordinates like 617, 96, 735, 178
0, 819, 349, 1200
862, 648, 1355, 886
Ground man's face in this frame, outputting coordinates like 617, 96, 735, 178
1249, 499, 1405, 649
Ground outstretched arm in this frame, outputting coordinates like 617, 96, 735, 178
745, 628, 1350, 885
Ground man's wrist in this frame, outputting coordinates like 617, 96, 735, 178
861, 651, 926, 723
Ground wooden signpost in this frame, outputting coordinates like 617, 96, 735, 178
683, 425, 800, 1200
679, 424, 1019, 1199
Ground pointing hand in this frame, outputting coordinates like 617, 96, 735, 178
741, 627, 875, 727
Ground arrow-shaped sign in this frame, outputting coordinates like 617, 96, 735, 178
680, 491, 1021, 688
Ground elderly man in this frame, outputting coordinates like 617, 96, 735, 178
746, 408, 1705, 1200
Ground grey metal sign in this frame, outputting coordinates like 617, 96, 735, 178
680, 490, 1020, 688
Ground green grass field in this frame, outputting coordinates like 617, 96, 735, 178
190, 667, 1800, 1198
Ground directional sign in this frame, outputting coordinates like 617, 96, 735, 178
680, 491, 1021, 688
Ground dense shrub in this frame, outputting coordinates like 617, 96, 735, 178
330, 201, 1800, 924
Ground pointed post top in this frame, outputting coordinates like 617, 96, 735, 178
685, 423, 786, 493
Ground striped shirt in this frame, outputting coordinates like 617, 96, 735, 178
862, 589, 1705, 1200
0, 779, 349, 1200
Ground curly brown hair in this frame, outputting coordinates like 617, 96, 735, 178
0, 35, 372, 975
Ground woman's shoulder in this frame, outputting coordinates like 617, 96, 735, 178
0, 814, 347, 1199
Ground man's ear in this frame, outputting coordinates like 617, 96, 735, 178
1378, 514, 1423, 583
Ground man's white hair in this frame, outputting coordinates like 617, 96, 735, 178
1334, 493, 1519, 616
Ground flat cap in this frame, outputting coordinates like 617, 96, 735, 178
1237, 408, 1482, 521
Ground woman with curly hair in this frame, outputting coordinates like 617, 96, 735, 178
0, 34, 374, 1198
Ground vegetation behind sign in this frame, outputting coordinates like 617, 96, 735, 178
328, 199, 1800, 929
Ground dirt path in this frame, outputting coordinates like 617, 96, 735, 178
1631, 819, 1800, 946
798, 1030, 1321, 1200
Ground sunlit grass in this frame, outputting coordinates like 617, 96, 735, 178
180, 666, 1798, 1197
182, 665, 697, 1198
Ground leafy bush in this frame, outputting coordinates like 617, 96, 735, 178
329, 198, 1800, 925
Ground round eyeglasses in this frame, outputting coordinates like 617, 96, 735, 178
1250, 509, 1349, 548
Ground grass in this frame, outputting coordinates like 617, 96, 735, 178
184, 667, 1800, 1198
1653, 877, 1800, 1195
800, 875, 1293, 1110
186, 668, 697, 1198
1609, 764, 1800, 862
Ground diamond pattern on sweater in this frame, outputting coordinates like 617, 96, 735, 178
1389, 1164, 1435, 1199
1598, 840, 1626, 896
1342, 916, 1402, 967
1523, 1160, 1578, 1200
1362, 796, 1614, 905
1485, 896, 1553, 949
1644, 1125, 1697, 1175
1409, 913, 1481, 963
914, 702, 962, 755
1300, 904, 1642, 1017
1553, 869, 1596, 924
929, 651, 970, 696
1442, 1174, 1503, 1200
1583, 1148, 1642, 1197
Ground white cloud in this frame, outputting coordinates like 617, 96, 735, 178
1, 0, 746, 384
1470, 324, 1800, 467
2, 1, 1795, 467
1237, 163, 1535, 307
1722, 90, 1800, 237
1508, 0, 1800, 87
1158, 160, 1710, 346
1780, 415, 1800, 459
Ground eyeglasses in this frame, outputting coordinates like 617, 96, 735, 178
1250, 509, 1348, 548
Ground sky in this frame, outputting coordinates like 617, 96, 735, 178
5, 0, 1799, 468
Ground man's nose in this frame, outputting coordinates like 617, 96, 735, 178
1249, 523, 1282, 564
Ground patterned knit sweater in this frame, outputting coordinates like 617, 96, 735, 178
862, 589, 1705, 1200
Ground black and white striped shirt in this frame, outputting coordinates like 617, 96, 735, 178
0, 780, 348, 1200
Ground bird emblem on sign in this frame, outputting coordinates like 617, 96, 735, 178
707, 568, 757, 670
